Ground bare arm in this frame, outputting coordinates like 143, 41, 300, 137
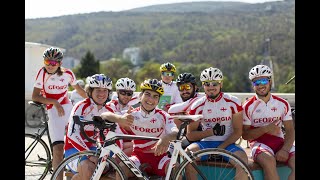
100, 109, 134, 130
242, 120, 281, 140
72, 84, 88, 99
186, 121, 213, 142
281, 120, 295, 151
218, 112, 243, 149
32, 87, 59, 106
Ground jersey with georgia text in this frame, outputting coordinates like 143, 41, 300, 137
34, 67, 77, 110
64, 98, 115, 152
121, 107, 178, 153
242, 94, 292, 139
168, 93, 204, 114
189, 92, 243, 141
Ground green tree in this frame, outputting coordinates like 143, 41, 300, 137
74, 50, 99, 78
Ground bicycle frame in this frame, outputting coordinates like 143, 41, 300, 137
87, 115, 205, 180
26, 118, 53, 161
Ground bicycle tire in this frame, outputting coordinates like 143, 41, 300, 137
51, 150, 127, 180
25, 133, 51, 180
173, 148, 254, 180
25, 104, 46, 128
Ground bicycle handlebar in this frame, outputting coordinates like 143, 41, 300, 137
72, 115, 117, 144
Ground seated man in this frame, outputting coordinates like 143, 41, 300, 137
242, 65, 295, 180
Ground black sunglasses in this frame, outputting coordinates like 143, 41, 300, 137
118, 90, 133, 96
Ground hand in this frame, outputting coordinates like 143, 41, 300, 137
266, 120, 281, 135
152, 137, 170, 156
53, 101, 65, 117
275, 149, 290, 162
118, 107, 134, 128
212, 123, 225, 136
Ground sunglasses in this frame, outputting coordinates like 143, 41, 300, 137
202, 80, 222, 87
44, 59, 60, 66
178, 84, 192, 91
161, 72, 174, 77
252, 78, 270, 86
119, 90, 134, 96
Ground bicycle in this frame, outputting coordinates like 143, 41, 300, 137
25, 100, 48, 128
25, 101, 53, 180
51, 114, 254, 180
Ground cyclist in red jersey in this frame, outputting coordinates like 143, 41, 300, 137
64, 74, 133, 179
101, 79, 179, 178
168, 72, 204, 149
186, 67, 248, 180
242, 65, 295, 180
31, 47, 87, 178
105, 77, 139, 156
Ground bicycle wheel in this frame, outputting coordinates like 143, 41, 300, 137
25, 133, 51, 180
25, 104, 45, 128
173, 148, 254, 180
51, 150, 126, 180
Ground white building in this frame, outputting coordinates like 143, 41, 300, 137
25, 42, 66, 100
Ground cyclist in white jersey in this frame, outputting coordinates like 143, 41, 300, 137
159, 62, 183, 112
105, 77, 139, 156
168, 72, 204, 148
186, 67, 248, 180
64, 74, 133, 179
100, 79, 179, 178
242, 65, 295, 180
31, 47, 87, 176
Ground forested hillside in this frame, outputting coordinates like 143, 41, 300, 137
25, 0, 295, 93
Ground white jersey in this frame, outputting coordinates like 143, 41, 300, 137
34, 67, 77, 110
121, 107, 178, 153
70, 90, 85, 105
65, 98, 119, 152
242, 94, 292, 139
168, 93, 203, 114
106, 97, 140, 114
160, 80, 183, 105
189, 92, 243, 141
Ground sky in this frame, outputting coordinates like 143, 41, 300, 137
25, 0, 281, 19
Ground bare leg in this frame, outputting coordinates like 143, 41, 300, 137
287, 154, 295, 180
52, 144, 64, 180
256, 152, 280, 180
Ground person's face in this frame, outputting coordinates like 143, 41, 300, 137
252, 77, 271, 97
92, 87, 109, 105
140, 90, 160, 111
161, 71, 174, 83
117, 90, 134, 105
178, 83, 194, 101
202, 80, 223, 98
43, 59, 61, 73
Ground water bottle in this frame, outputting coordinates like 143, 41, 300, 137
167, 143, 174, 158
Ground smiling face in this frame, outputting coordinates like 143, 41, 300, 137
91, 87, 109, 105
252, 76, 271, 97
117, 90, 134, 105
202, 80, 223, 99
178, 83, 195, 101
140, 90, 160, 112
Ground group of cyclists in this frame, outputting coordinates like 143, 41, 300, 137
31, 47, 295, 180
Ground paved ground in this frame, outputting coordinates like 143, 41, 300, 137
25, 125, 52, 180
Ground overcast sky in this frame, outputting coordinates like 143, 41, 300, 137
25, 0, 282, 19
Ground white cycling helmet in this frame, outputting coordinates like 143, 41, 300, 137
200, 67, 223, 82
88, 74, 113, 90
248, 65, 273, 80
115, 77, 136, 91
